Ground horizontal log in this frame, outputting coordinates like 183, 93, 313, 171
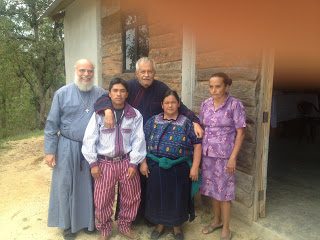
102, 33, 122, 47
102, 54, 122, 75
244, 106, 256, 124
156, 61, 182, 72
149, 22, 182, 37
228, 80, 257, 104
197, 67, 259, 81
102, 54, 122, 63
235, 170, 254, 194
155, 75, 181, 88
237, 141, 256, 174
245, 123, 256, 143
102, 11, 121, 36
101, 0, 120, 18
196, 50, 261, 69
232, 200, 254, 224
149, 46, 182, 63
150, 32, 182, 49
102, 43, 122, 58
235, 186, 253, 208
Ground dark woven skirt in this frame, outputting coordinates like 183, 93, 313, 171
145, 159, 194, 227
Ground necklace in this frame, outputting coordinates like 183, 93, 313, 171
76, 86, 91, 113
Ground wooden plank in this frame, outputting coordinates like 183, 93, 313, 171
197, 67, 259, 81
149, 22, 182, 37
245, 123, 256, 143
237, 141, 256, 171
235, 186, 253, 208
101, 11, 121, 36
232, 201, 254, 224
236, 170, 254, 194
156, 61, 182, 72
181, 26, 196, 109
101, 0, 120, 18
196, 50, 261, 69
102, 54, 122, 75
149, 32, 182, 49
228, 80, 257, 105
102, 33, 122, 47
149, 46, 182, 63
102, 42, 122, 58
257, 51, 275, 218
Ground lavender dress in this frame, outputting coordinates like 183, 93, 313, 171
199, 93, 246, 201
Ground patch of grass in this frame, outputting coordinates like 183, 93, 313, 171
0, 130, 44, 149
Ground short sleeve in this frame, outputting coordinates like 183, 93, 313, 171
233, 100, 246, 129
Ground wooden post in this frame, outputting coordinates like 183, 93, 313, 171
254, 50, 274, 219
181, 25, 196, 109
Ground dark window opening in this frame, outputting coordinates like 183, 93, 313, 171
122, 11, 149, 72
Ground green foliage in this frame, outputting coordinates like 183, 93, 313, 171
0, 0, 65, 137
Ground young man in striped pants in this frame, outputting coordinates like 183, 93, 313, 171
82, 78, 146, 240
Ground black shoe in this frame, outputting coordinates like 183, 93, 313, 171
150, 229, 165, 240
83, 228, 96, 235
63, 229, 76, 240
173, 232, 184, 240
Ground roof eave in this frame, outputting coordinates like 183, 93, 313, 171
41, 0, 75, 19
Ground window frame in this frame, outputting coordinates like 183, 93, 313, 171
122, 10, 149, 73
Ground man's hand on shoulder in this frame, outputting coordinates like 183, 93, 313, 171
193, 122, 204, 138
45, 154, 56, 168
91, 166, 102, 180
104, 109, 115, 129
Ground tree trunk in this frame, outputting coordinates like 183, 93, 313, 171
38, 82, 47, 129
1, 93, 7, 129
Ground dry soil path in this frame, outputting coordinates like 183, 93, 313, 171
0, 136, 262, 240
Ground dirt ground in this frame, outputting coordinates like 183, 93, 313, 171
0, 136, 262, 240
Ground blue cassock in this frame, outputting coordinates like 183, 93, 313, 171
44, 83, 106, 233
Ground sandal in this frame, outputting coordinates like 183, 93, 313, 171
202, 224, 223, 234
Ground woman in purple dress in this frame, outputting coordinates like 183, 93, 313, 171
199, 73, 246, 240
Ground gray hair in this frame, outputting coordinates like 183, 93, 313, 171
135, 57, 156, 72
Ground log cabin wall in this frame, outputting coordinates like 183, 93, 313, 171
101, 0, 183, 92
194, 47, 263, 223
101, 0, 264, 224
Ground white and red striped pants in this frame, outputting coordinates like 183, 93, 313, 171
94, 157, 141, 236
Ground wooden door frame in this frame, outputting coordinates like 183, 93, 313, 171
253, 50, 275, 220
181, 25, 196, 109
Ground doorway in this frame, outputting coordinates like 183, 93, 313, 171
256, 52, 320, 239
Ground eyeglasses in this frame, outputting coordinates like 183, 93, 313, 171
78, 69, 94, 74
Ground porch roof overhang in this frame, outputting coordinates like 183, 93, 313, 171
41, 0, 76, 20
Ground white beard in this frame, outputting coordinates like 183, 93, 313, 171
74, 75, 95, 91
